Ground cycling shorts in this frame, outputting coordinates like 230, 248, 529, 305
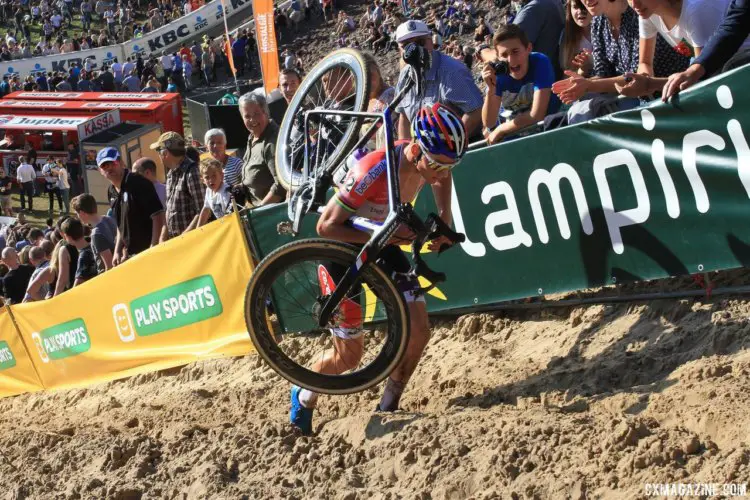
325, 245, 424, 340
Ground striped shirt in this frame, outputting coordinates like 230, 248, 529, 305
223, 155, 243, 187
395, 50, 483, 124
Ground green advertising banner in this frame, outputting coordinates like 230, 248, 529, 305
245, 64, 750, 322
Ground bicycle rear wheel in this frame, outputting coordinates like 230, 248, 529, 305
244, 239, 409, 394
275, 49, 372, 193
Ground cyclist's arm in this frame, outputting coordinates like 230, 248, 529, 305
317, 196, 413, 244
430, 174, 452, 227
317, 197, 373, 244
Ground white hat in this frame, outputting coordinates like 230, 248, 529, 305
395, 20, 432, 43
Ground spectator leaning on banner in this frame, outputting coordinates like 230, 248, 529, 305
393, 20, 484, 140
204, 129, 243, 187
99, 147, 165, 265
72, 194, 117, 273
662, 0, 750, 100
239, 93, 287, 206
150, 132, 205, 241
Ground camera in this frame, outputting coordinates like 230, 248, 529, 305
489, 59, 510, 76
402, 43, 432, 73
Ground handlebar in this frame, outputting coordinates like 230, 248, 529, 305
398, 205, 465, 294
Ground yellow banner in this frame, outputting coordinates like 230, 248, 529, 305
253, 0, 280, 95
10, 213, 254, 392
0, 307, 44, 398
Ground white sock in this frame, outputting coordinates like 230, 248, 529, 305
378, 378, 405, 411
299, 389, 318, 409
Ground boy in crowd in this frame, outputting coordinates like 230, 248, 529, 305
60, 217, 98, 287
72, 194, 117, 273
186, 159, 233, 231
480, 24, 560, 144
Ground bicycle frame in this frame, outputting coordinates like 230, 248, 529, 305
300, 75, 427, 327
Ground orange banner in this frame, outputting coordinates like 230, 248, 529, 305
253, 0, 280, 95
225, 38, 237, 76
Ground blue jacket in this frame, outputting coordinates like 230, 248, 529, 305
695, 0, 750, 75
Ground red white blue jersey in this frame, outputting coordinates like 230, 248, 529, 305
335, 141, 409, 221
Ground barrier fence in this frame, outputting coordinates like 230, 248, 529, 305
0, 212, 254, 399
244, 64, 750, 327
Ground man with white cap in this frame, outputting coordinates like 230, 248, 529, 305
393, 19, 483, 140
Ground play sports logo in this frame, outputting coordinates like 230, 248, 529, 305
0, 340, 16, 371
112, 275, 222, 342
31, 318, 91, 364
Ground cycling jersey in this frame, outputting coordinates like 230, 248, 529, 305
334, 141, 409, 221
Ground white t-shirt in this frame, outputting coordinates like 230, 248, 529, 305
50, 14, 63, 27
639, 0, 747, 50
203, 183, 232, 219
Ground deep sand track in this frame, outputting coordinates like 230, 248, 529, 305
1, 296, 750, 499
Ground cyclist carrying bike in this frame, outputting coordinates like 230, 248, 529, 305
290, 102, 468, 434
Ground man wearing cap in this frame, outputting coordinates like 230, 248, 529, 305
394, 19, 483, 140
150, 132, 205, 242
98, 147, 165, 265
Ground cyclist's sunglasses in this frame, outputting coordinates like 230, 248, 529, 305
420, 151, 457, 172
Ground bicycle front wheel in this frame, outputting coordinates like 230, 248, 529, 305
275, 49, 372, 193
244, 239, 409, 394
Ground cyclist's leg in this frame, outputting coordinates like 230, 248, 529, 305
297, 260, 365, 410
376, 245, 429, 411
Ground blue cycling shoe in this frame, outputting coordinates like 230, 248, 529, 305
290, 386, 314, 435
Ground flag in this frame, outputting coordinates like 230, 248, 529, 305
253, 0, 280, 94
225, 37, 236, 76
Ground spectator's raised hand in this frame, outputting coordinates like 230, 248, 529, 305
614, 72, 649, 98
481, 62, 495, 90
570, 49, 592, 76
551, 70, 589, 105
662, 64, 705, 102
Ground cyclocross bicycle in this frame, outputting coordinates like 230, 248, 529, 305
243, 46, 465, 395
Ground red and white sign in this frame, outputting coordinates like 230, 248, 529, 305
0, 100, 67, 107
0, 100, 160, 111
6, 91, 174, 101
0, 114, 91, 130
77, 110, 122, 141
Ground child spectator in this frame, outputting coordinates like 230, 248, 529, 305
72, 194, 117, 273
481, 25, 560, 144
186, 159, 232, 230
60, 218, 97, 287
166, 77, 177, 92
560, 0, 593, 76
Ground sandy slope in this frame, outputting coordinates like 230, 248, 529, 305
1, 296, 749, 499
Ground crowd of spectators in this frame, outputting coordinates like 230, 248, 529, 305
0, 0, 207, 61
